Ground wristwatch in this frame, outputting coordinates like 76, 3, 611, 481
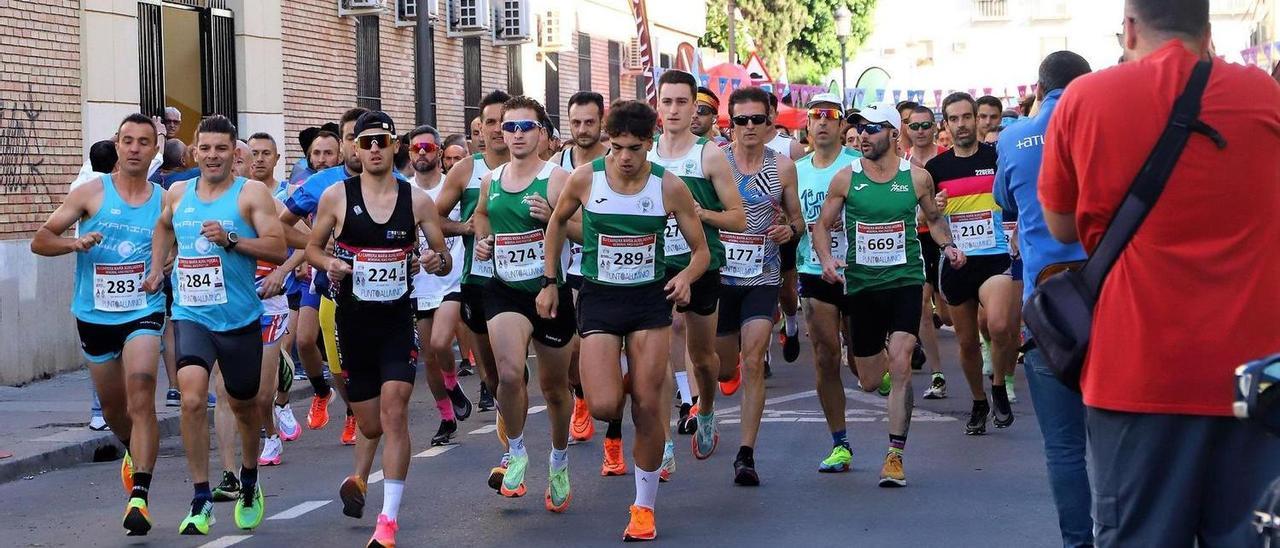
541, 275, 557, 288
940, 242, 957, 252
225, 231, 239, 250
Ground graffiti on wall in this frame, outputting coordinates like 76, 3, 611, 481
0, 85, 46, 192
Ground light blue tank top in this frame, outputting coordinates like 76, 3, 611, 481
170, 176, 263, 331
72, 175, 166, 324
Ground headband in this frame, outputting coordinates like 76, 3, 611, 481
696, 92, 720, 111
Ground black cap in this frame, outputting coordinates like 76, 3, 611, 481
354, 111, 396, 137
298, 126, 320, 152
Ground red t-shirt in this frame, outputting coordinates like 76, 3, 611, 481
1039, 41, 1280, 416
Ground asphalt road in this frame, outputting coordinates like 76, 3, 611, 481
0, 329, 1063, 547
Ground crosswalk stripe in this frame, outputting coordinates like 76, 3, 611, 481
267, 500, 331, 520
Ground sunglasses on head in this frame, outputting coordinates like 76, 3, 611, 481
855, 122, 890, 135
907, 121, 934, 131
808, 108, 842, 120
731, 114, 770, 126
356, 133, 395, 150
696, 105, 716, 116
411, 142, 440, 154
501, 120, 542, 133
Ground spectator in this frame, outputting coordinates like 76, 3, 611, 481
441, 133, 468, 175
88, 139, 118, 174
163, 106, 183, 139
1039, 0, 1280, 545
469, 117, 485, 153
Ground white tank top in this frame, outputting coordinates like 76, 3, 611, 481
765, 132, 794, 158
411, 179, 464, 303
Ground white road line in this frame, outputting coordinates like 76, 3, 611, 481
267, 500, 331, 521
716, 389, 817, 416
368, 470, 384, 484
414, 445, 457, 458
528, 405, 546, 414
199, 535, 252, 548
469, 424, 498, 435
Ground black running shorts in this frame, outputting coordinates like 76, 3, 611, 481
173, 319, 264, 401
334, 305, 418, 403
842, 284, 923, 358
577, 280, 672, 337
483, 279, 576, 348
939, 253, 1012, 306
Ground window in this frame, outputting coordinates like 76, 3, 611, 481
607, 40, 621, 101
199, 6, 238, 120
137, 2, 165, 117
577, 33, 591, 91
972, 0, 1008, 20
507, 45, 523, 95
659, 53, 671, 69
356, 15, 381, 110
545, 52, 560, 130
464, 37, 482, 129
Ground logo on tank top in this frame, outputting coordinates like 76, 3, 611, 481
354, 205, 364, 215
116, 240, 136, 258
194, 236, 213, 254
853, 184, 868, 192
891, 183, 911, 193
975, 169, 995, 176
385, 230, 408, 240
110, 208, 122, 215
638, 197, 655, 213
682, 159, 697, 175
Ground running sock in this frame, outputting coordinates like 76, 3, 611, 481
435, 398, 456, 421
382, 479, 404, 521
785, 314, 798, 336
193, 481, 213, 503
442, 369, 459, 391
991, 385, 1010, 410
697, 408, 714, 421
308, 376, 330, 398
674, 372, 692, 405
634, 466, 660, 509
239, 466, 258, 495
572, 384, 584, 399
508, 434, 527, 459
888, 434, 907, 455
832, 429, 849, 450
550, 447, 569, 471
606, 419, 623, 439
130, 472, 152, 502
736, 445, 754, 465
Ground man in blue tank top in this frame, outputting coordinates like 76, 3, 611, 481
143, 115, 286, 536
32, 113, 166, 537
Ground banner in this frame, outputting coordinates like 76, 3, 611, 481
628, 0, 657, 106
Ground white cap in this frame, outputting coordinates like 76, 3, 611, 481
805, 92, 844, 110
850, 101, 900, 131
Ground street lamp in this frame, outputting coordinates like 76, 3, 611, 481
834, 5, 852, 107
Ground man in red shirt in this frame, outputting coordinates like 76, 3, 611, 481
1039, 1, 1280, 545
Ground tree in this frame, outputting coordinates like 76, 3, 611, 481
787, 0, 875, 85
699, 0, 876, 85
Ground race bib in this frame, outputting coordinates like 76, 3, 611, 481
353, 248, 409, 302
806, 223, 848, 266
494, 229, 545, 282
417, 295, 443, 311
855, 221, 907, 266
176, 256, 227, 306
949, 211, 996, 252
663, 216, 691, 256
1002, 221, 1017, 244
93, 262, 146, 312
597, 234, 656, 285
721, 231, 766, 278
469, 249, 494, 278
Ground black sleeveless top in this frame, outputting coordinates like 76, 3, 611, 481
332, 176, 416, 308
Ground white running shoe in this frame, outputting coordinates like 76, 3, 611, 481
275, 405, 301, 441
258, 435, 283, 466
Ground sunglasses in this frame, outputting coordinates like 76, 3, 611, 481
411, 142, 440, 154
356, 133, 395, 150
501, 120, 542, 133
696, 105, 716, 116
808, 108, 842, 120
907, 121, 934, 131
731, 114, 770, 126
855, 123, 890, 135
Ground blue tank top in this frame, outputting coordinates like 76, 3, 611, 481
72, 175, 166, 324
170, 176, 264, 331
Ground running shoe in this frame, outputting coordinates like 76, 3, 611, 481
458, 356, 474, 376
89, 411, 108, 431
212, 470, 241, 502
877, 371, 891, 397
733, 457, 760, 486
431, 419, 457, 446
488, 453, 510, 490
981, 339, 993, 378
120, 451, 134, 494
878, 451, 906, 487
448, 383, 473, 421
819, 445, 852, 473
339, 475, 366, 518
307, 393, 332, 430
570, 397, 594, 442
545, 463, 572, 512
258, 435, 282, 466
780, 326, 800, 363
178, 498, 215, 535
719, 363, 742, 396
276, 404, 301, 441
965, 400, 990, 436
692, 413, 718, 460
500, 453, 529, 497
367, 514, 398, 548
922, 372, 947, 400
911, 343, 926, 371
991, 386, 1015, 429
122, 496, 152, 536
659, 440, 675, 483
623, 505, 657, 542
1005, 374, 1018, 404
234, 482, 265, 530
478, 384, 495, 412
341, 414, 358, 445
601, 438, 627, 476
676, 403, 695, 436
207, 393, 216, 408
165, 388, 181, 407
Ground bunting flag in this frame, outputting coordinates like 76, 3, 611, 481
934, 89, 943, 107
892, 89, 902, 103
1017, 85, 1027, 97
628, 0, 657, 106
874, 89, 885, 102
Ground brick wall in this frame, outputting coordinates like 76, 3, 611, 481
0, 1, 82, 240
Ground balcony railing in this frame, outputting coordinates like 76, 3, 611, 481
973, 0, 1009, 21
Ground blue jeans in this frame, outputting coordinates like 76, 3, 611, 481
1024, 346, 1094, 547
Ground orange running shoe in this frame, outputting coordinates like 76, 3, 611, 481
570, 397, 594, 442
601, 438, 627, 476
307, 393, 332, 430
341, 415, 358, 446
120, 451, 134, 494
623, 505, 656, 541
719, 362, 742, 396
339, 475, 367, 519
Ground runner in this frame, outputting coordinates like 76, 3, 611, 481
31, 113, 167, 536
690, 87, 726, 144
791, 94, 862, 473
306, 110, 450, 547
551, 91, 608, 445
538, 99, 709, 541
404, 124, 472, 447
765, 93, 805, 365
648, 70, 745, 471
470, 96, 578, 509
143, 115, 287, 535
903, 105, 950, 399
814, 101, 966, 487
925, 92, 1019, 435
975, 95, 1004, 143
716, 86, 803, 486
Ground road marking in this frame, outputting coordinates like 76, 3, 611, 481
199, 536, 252, 548
716, 389, 816, 416
469, 424, 498, 435
267, 500, 331, 521
529, 405, 546, 414
368, 470, 384, 484
414, 445, 457, 458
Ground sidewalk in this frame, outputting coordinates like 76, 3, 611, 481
0, 367, 313, 484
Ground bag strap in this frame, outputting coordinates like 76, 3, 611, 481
1080, 58, 1226, 292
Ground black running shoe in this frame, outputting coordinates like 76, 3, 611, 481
431, 420, 457, 446
991, 386, 1014, 429
448, 384, 473, 421
676, 403, 695, 435
781, 327, 800, 363
478, 384, 495, 412
965, 400, 990, 436
457, 359, 474, 377
212, 470, 240, 502
911, 343, 926, 371
733, 457, 760, 486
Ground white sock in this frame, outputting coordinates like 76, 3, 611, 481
674, 372, 692, 405
550, 447, 568, 471
508, 434, 527, 458
785, 314, 798, 336
620, 354, 629, 375
634, 466, 659, 509
381, 479, 404, 521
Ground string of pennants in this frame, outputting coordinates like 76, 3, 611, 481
1241, 41, 1280, 70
